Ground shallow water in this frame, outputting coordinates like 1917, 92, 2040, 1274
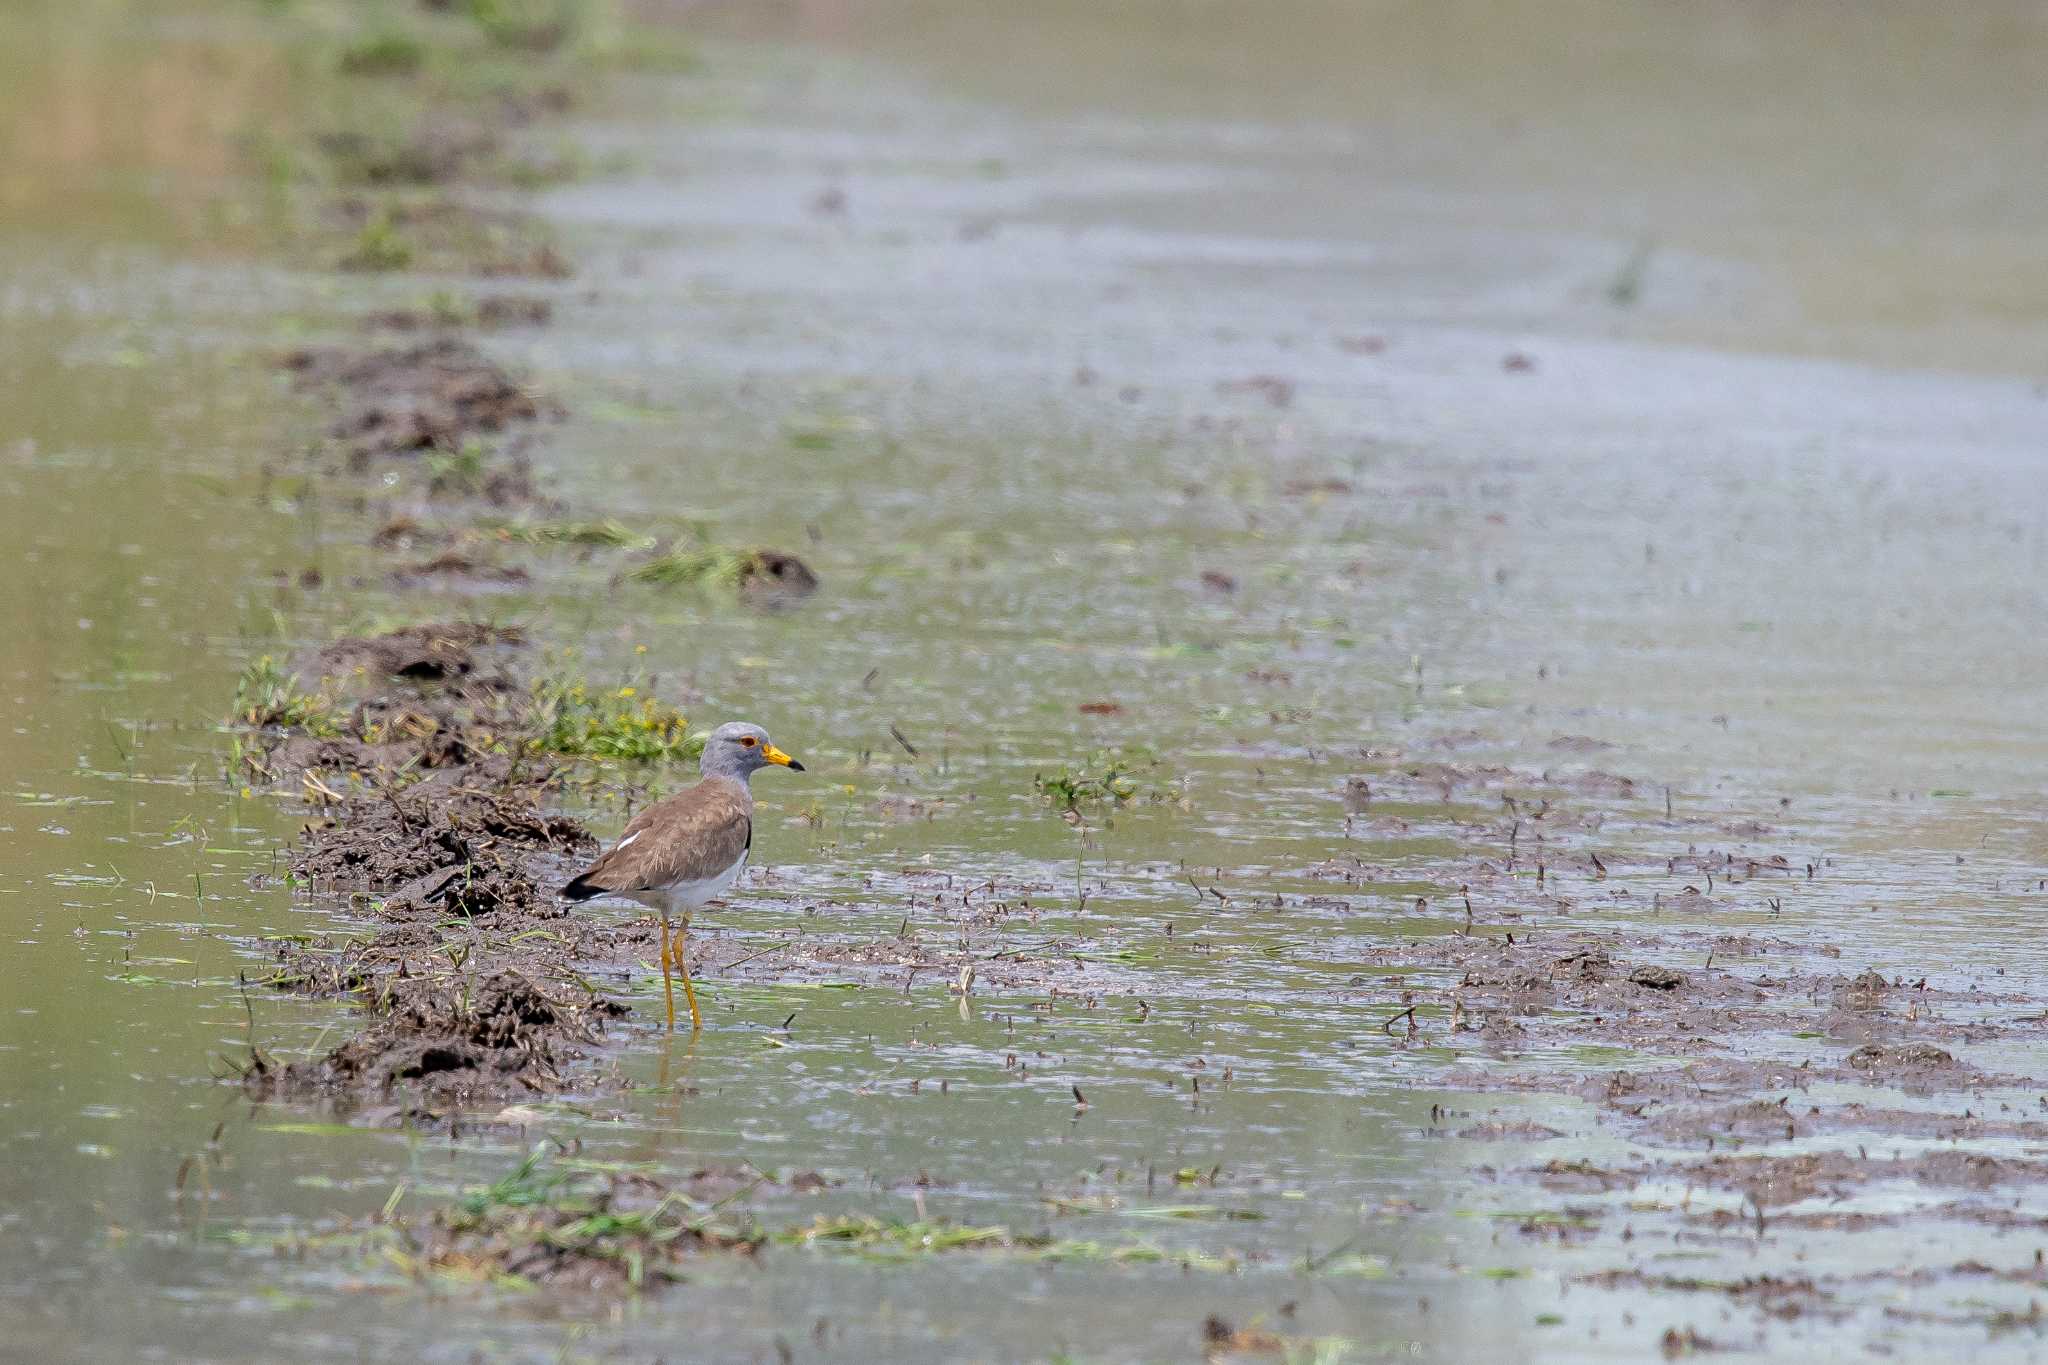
4, 2, 2048, 1361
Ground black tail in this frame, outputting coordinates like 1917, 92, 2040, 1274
561, 873, 602, 901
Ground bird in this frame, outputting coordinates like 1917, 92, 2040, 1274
561, 720, 805, 1031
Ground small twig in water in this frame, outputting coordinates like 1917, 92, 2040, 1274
888, 724, 919, 759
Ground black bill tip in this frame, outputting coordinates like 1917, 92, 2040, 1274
786, 758, 806, 772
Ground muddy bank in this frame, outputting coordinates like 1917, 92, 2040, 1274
282, 338, 556, 506
280, 336, 819, 595
263, 27, 818, 602
237, 623, 619, 1108
235, 622, 1121, 1115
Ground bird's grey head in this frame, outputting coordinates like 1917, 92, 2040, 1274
699, 721, 805, 781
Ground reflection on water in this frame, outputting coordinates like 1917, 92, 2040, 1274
4, 1, 2048, 1361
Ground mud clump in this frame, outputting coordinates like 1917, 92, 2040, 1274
366, 295, 554, 333
391, 551, 531, 588
1201, 1316, 1290, 1357
498, 85, 575, 125
317, 125, 499, 186
247, 624, 533, 788
246, 969, 625, 1106
292, 780, 593, 914
283, 339, 557, 464
304, 621, 523, 687
477, 242, 574, 279
1846, 1041, 1958, 1077
477, 295, 553, 328
738, 548, 821, 605
1628, 963, 1686, 991
1833, 969, 1893, 1011
326, 195, 573, 282
1454, 1120, 1565, 1141
260, 629, 593, 904
235, 623, 633, 1112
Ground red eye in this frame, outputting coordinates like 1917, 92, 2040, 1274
740, 736, 757, 746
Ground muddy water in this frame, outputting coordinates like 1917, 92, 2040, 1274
5, 1, 2048, 1362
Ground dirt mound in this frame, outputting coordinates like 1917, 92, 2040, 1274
241, 623, 546, 788
234, 619, 645, 1110
283, 339, 557, 461
737, 548, 821, 604
292, 780, 593, 914
304, 621, 524, 688
247, 968, 625, 1105
316, 125, 499, 186
391, 551, 531, 588
365, 295, 553, 333
1845, 1041, 1962, 1085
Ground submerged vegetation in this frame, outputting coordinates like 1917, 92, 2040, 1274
1034, 746, 1181, 812
242, 1149, 1359, 1297
402, 1147, 762, 1289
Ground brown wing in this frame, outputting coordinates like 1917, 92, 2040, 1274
563, 776, 751, 897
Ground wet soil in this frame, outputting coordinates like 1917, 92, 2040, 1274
1301, 755, 2048, 1342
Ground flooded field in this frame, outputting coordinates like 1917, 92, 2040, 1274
4, 1, 2048, 1361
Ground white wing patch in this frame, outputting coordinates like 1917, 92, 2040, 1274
616, 831, 641, 849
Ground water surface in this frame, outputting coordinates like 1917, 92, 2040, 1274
4, 2, 2048, 1360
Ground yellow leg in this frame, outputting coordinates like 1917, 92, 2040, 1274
676, 913, 702, 1031
659, 910, 676, 1032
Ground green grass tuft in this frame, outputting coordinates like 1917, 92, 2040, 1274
484, 518, 656, 550
467, 0, 586, 52
1034, 747, 1175, 811
231, 656, 339, 736
624, 545, 754, 588
340, 210, 414, 271
425, 439, 490, 495
526, 674, 698, 762
339, 32, 426, 77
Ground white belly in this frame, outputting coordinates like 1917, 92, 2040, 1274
626, 849, 747, 914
